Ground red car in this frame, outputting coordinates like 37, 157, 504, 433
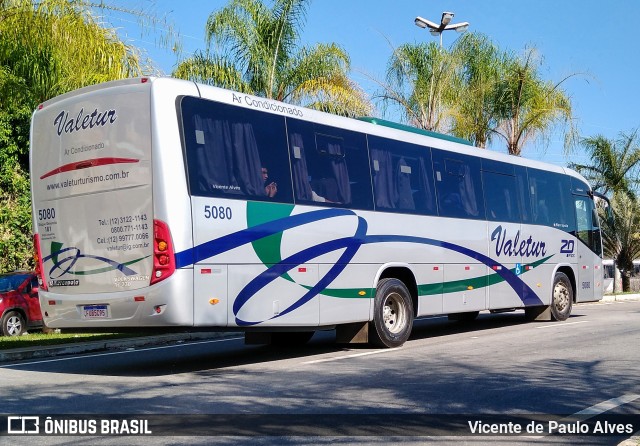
0, 272, 43, 336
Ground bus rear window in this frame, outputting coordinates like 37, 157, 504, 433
180, 97, 293, 204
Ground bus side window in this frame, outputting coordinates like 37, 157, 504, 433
368, 136, 437, 215
287, 119, 372, 210
527, 168, 575, 232
432, 150, 485, 220
482, 171, 520, 223
575, 196, 602, 255
515, 166, 531, 223
180, 97, 293, 203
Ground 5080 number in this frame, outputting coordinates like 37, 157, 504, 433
38, 208, 56, 220
204, 205, 232, 220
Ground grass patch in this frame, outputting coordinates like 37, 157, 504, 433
0, 332, 146, 350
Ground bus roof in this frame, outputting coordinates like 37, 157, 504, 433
357, 117, 474, 146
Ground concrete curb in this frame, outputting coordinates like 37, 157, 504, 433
601, 293, 640, 302
0, 331, 241, 363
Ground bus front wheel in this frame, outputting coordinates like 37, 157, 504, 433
550, 272, 573, 321
370, 278, 414, 348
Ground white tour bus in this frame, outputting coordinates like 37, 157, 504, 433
30, 77, 606, 347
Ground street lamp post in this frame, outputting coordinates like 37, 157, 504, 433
414, 12, 469, 47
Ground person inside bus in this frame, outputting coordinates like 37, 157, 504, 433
262, 167, 278, 198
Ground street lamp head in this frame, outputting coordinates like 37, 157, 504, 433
454, 22, 469, 33
415, 12, 469, 46
414, 16, 439, 30
414, 16, 428, 29
441, 12, 454, 26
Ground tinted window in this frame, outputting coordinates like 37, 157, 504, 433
575, 196, 602, 255
570, 177, 591, 195
483, 171, 520, 223
0, 274, 29, 293
515, 166, 531, 223
527, 169, 575, 232
287, 119, 372, 209
368, 136, 437, 215
180, 97, 293, 203
432, 150, 484, 219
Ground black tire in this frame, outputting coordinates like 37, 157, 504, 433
270, 331, 315, 346
1, 311, 26, 337
550, 272, 573, 321
370, 278, 414, 348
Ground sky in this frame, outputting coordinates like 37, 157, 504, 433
109, 0, 640, 168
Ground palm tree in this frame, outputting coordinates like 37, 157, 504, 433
492, 47, 575, 156
0, 0, 157, 107
572, 130, 640, 292
449, 33, 505, 148
601, 193, 640, 291
174, 0, 371, 117
0, 0, 169, 271
569, 130, 640, 199
378, 41, 459, 133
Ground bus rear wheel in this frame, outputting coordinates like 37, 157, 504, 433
370, 278, 414, 348
550, 272, 573, 321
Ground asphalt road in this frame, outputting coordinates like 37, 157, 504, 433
1, 300, 639, 445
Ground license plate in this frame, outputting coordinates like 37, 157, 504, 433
82, 304, 110, 319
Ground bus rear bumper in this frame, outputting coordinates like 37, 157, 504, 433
38, 269, 194, 329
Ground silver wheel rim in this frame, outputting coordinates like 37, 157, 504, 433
553, 281, 570, 313
382, 292, 407, 334
6, 315, 22, 336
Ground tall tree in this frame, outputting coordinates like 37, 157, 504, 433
379, 41, 458, 133
0, 0, 154, 107
173, 0, 371, 117
600, 193, 640, 291
0, 0, 168, 271
569, 131, 640, 199
492, 47, 575, 155
450, 33, 505, 148
572, 130, 640, 292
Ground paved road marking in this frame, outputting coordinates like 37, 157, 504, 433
525, 394, 640, 439
302, 348, 392, 365
575, 394, 640, 416
535, 320, 589, 329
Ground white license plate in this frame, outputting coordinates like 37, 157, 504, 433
82, 304, 110, 319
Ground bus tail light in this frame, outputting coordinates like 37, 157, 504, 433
151, 220, 175, 285
33, 234, 48, 291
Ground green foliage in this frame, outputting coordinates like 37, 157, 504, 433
380, 42, 459, 133
0, 331, 146, 348
600, 193, 640, 291
449, 33, 504, 148
491, 47, 575, 155
0, 0, 172, 272
378, 32, 575, 155
570, 131, 640, 199
0, 104, 33, 271
574, 130, 640, 292
174, 0, 372, 117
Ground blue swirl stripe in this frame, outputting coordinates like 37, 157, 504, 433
363, 235, 543, 307
44, 246, 140, 278
175, 208, 354, 268
233, 217, 369, 326
176, 208, 544, 326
